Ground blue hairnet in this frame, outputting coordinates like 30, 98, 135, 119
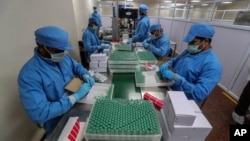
35, 26, 73, 50
150, 23, 162, 32
183, 23, 215, 43
89, 17, 99, 26
139, 4, 148, 13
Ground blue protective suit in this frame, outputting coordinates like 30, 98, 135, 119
18, 48, 89, 134
145, 34, 171, 57
82, 27, 101, 62
165, 48, 222, 103
132, 15, 150, 42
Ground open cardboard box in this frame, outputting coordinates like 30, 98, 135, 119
65, 77, 83, 93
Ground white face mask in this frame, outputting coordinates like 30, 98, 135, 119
187, 42, 204, 54
93, 25, 98, 30
44, 47, 65, 62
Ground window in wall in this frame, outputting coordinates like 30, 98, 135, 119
188, 3, 213, 21
213, 0, 250, 23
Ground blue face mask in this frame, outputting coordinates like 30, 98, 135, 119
187, 43, 204, 54
44, 47, 65, 62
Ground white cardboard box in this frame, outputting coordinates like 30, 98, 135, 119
160, 109, 212, 141
164, 91, 196, 132
89, 61, 98, 69
98, 57, 108, 68
90, 54, 106, 61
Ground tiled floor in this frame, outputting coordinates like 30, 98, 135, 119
201, 86, 250, 141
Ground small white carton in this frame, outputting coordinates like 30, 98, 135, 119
90, 54, 106, 61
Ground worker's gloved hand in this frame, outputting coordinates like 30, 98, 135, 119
83, 74, 95, 87
73, 83, 91, 101
142, 41, 150, 49
97, 45, 109, 50
161, 70, 180, 81
160, 62, 169, 73
126, 39, 132, 44
102, 40, 110, 44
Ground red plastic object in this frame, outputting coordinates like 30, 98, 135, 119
67, 117, 80, 141
143, 92, 164, 110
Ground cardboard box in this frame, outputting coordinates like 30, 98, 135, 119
65, 77, 83, 92
98, 57, 108, 68
164, 91, 196, 130
90, 54, 106, 61
161, 96, 212, 141
89, 61, 98, 69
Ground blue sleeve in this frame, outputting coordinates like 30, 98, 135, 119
18, 70, 72, 124
149, 38, 171, 57
133, 22, 148, 42
176, 66, 222, 103
67, 55, 90, 77
83, 32, 98, 54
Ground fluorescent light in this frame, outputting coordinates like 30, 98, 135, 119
191, 0, 200, 2
221, 2, 232, 4
201, 4, 208, 6
164, 0, 172, 3
127, 0, 133, 1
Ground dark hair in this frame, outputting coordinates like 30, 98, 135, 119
196, 36, 212, 43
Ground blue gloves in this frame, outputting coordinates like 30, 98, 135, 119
161, 70, 180, 81
142, 40, 150, 49
126, 38, 132, 44
160, 62, 169, 73
97, 45, 109, 52
83, 74, 95, 87
102, 40, 110, 44
73, 83, 91, 101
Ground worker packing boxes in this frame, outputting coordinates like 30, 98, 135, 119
160, 91, 212, 141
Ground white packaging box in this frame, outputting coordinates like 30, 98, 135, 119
98, 57, 108, 68
90, 54, 106, 62
164, 91, 196, 134
160, 109, 212, 141
89, 61, 98, 69
92, 67, 107, 73
188, 100, 202, 113
159, 109, 188, 141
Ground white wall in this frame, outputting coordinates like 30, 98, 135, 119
0, 0, 94, 140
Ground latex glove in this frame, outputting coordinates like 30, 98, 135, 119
73, 83, 91, 101
126, 38, 132, 44
161, 70, 180, 81
83, 74, 95, 87
160, 62, 169, 73
142, 41, 150, 49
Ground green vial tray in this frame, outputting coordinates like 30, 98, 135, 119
85, 99, 162, 141
108, 51, 139, 65
137, 51, 157, 64
114, 44, 132, 51
108, 64, 140, 69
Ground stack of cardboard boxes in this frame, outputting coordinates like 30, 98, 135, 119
89, 54, 108, 73
159, 91, 212, 141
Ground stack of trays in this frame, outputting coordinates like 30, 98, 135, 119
137, 51, 157, 65
137, 50, 157, 64
85, 99, 162, 141
108, 51, 139, 73
114, 44, 132, 51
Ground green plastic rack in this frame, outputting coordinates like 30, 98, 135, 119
85, 99, 162, 141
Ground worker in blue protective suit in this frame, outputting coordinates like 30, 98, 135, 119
18, 26, 95, 135
142, 23, 171, 58
82, 17, 110, 63
127, 4, 150, 44
160, 23, 222, 103
92, 6, 102, 37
